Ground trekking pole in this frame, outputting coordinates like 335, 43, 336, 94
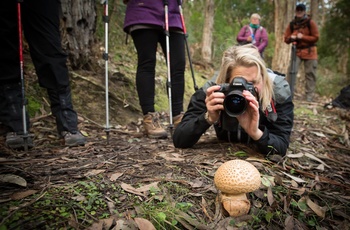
289, 42, 297, 100
17, 1, 29, 151
176, 0, 198, 91
163, 0, 174, 134
101, 0, 110, 144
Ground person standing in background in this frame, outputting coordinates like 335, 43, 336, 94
123, 0, 185, 139
284, 3, 319, 102
236, 13, 268, 58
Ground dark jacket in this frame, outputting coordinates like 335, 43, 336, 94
123, 0, 182, 33
173, 70, 294, 156
284, 15, 319, 60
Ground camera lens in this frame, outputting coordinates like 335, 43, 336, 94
224, 91, 247, 117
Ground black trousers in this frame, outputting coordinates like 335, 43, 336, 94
0, 0, 78, 134
131, 29, 185, 116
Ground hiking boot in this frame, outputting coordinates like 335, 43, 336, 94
5, 132, 34, 150
143, 112, 168, 139
173, 112, 184, 130
61, 131, 86, 147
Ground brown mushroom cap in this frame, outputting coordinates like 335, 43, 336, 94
214, 159, 261, 194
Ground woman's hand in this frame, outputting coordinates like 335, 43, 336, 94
205, 85, 225, 124
236, 90, 263, 140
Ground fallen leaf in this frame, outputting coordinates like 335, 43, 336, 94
135, 182, 159, 193
310, 131, 326, 138
10, 190, 38, 200
134, 217, 156, 230
282, 172, 306, 184
267, 186, 274, 206
286, 152, 304, 158
0, 174, 27, 187
110, 172, 123, 181
306, 197, 327, 218
316, 164, 325, 171
120, 183, 146, 197
284, 215, 295, 230
71, 195, 86, 201
261, 175, 275, 187
304, 153, 331, 168
84, 169, 105, 177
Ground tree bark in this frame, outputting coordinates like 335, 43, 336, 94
272, 0, 296, 73
60, 0, 97, 70
310, 0, 319, 21
201, 0, 214, 64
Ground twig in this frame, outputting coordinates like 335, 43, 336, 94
139, 177, 192, 186
73, 203, 99, 222
275, 164, 350, 190
0, 189, 47, 226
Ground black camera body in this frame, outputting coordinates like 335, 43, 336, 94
217, 77, 257, 117
216, 77, 257, 132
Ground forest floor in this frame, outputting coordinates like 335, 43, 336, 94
0, 66, 350, 229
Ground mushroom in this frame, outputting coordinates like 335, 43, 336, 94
214, 159, 261, 217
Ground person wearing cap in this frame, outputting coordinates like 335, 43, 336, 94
236, 13, 268, 58
284, 3, 319, 102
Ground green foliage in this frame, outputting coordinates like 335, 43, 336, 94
0, 177, 126, 229
27, 95, 42, 117
318, 0, 350, 74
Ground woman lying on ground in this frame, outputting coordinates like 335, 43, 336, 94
173, 44, 294, 157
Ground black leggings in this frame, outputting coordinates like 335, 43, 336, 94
131, 29, 185, 116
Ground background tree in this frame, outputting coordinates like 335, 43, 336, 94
318, 0, 350, 74
271, 0, 296, 72
202, 0, 215, 64
60, 0, 97, 70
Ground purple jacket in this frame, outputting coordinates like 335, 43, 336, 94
123, 0, 183, 33
236, 25, 268, 53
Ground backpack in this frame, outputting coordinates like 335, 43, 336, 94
325, 85, 350, 110
290, 18, 311, 33
238, 25, 264, 45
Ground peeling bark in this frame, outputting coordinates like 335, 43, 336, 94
60, 0, 97, 69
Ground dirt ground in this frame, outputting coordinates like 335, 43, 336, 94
1, 93, 350, 229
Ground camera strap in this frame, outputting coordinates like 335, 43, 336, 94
265, 99, 277, 122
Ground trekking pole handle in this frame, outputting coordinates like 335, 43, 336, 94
163, 0, 169, 6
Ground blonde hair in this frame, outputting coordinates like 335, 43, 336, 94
251, 13, 261, 20
215, 44, 273, 110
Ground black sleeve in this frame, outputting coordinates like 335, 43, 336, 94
255, 96, 294, 156
173, 89, 211, 148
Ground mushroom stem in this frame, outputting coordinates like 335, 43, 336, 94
221, 193, 251, 217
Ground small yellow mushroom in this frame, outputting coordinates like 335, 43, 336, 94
214, 159, 261, 217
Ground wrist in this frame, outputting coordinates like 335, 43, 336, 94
204, 111, 217, 125
251, 129, 263, 141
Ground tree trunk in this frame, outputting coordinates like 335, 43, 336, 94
310, 0, 319, 21
272, 0, 296, 73
60, 0, 97, 70
201, 0, 214, 64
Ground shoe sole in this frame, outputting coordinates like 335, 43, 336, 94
6, 142, 34, 150
65, 140, 86, 147
146, 133, 168, 139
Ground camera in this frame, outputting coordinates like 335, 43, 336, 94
216, 77, 257, 117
